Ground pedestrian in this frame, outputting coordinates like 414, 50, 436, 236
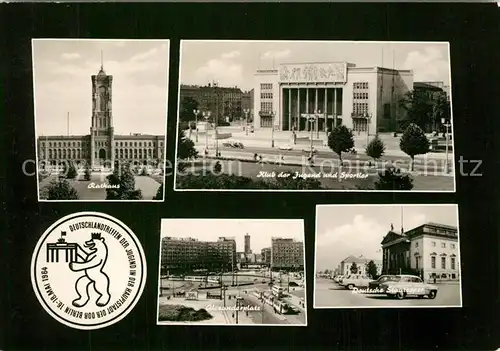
259, 155, 263, 163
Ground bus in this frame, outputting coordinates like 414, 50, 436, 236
271, 285, 284, 298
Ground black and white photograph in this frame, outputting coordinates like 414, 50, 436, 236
156, 219, 307, 326
314, 204, 462, 308
34, 39, 169, 201
174, 40, 455, 192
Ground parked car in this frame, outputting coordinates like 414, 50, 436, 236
302, 147, 317, 154
379, 275, 439, 299
279, 144, 293, 150
232, 142, 244, 149
368, 275, 400, 290
341, 274, 374, 290
333, 275, 344, 283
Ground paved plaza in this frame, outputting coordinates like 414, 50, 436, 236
314, 278, 462, 308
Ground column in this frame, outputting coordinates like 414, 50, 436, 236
324, 88, 328, 132
288, 88, 292, 132
333, 88, 337, 128
306, 88, 309, 131
297, 88, 300, 131
315, 88, 319, 135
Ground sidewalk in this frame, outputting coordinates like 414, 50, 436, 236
193, 135, 452, 160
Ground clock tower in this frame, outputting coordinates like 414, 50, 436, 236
90, 52, 114, 168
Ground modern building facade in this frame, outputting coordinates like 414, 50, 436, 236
161, 236, 237, 273
270, 238, 304, 271
253, 62, 413, 133
381, 222, 460, 281
338, 255, 382, 277
37, 63, 165, 169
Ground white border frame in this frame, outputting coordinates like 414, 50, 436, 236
155, 218, 308, 326
33, 38, 170, 202
312, 203, 463, 309
173, 40, 456, 193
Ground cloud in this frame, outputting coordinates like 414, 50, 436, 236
315, 211, 430, 271
61, 53, 80, 60
261, 49, 291, 60
128, 44, 167, 62
193, 53, 244, 87
403, 46, 450, 82
221, 50, 241, 60
33, 42, 169, 136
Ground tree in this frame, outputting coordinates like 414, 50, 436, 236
43, 179, 79, 200
179, 97, 199, 123
327, 125, 355, 164
153, 183, 163, 200
177, 129, 198, 160
106, 164, 144, 200
432, 91, 451, 132
399, 91, 434, 132
365, 135, 385, 165
177, 128, 198, 172
374, 167, 414, 190
84, 162, 92, 181
66, 162, 77, 179
350, 262, 358, 274
213, 161, 222, 173
366, 260, 379, 280
399, 123, 430, 171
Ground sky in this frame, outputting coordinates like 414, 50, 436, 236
33, 39, 169, 136
160, 219, 304, 253
180, 41, 451, 91
315, 204, 459, 271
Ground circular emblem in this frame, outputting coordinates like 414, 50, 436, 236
31, 212, 146, 330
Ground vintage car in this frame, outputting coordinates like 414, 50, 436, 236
368, 275, 400, 290
341, 274, 374, 290
333, 275, 344, 283
279, 144, 293, 150
379, 275, 439, 299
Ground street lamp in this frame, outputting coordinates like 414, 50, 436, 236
314, 109, 321, 139
364, 112, 372, 146
243, 108, 250, 136
271, 111, 275, 148
441, 117, 451, 174
308, 115, 317, 157
202, 111, 211, 153
193, 109, 200, 143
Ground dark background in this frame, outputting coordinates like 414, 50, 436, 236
1, 3, 499, 351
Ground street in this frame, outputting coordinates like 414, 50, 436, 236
314, 278, 462, 308
157, 286, 306, 325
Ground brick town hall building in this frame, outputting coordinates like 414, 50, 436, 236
37, 62, 165, 169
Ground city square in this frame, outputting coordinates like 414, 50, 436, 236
156, 219, 307, 325
175, 41, 455, 191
